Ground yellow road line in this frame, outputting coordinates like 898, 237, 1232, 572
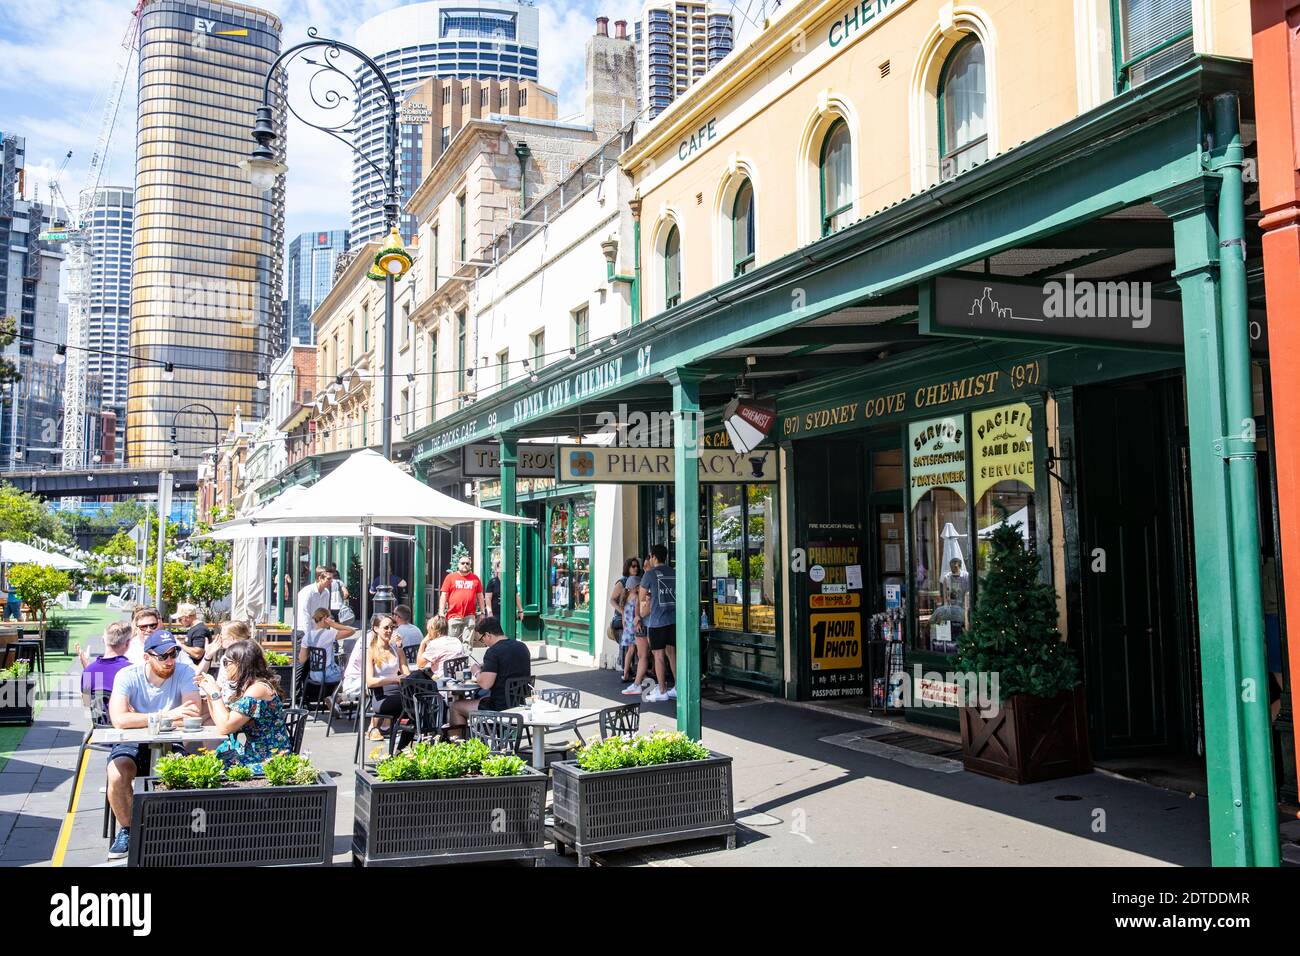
51, 746, 91, 868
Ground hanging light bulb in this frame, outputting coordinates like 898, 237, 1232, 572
405, 373, 414, 383
256, 371, 268, 390
163, 362, 175, 382
568, 347, 577, 359
53, 344, 67, 365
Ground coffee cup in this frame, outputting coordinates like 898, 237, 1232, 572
158, 718, 174, 732
183, 717, 202, 731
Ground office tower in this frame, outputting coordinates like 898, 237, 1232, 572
351, 0, 542, 244
637, 0, 734, 120
286, 229, 349, 347
127, 0, 285, 466
82, 186, 133, 461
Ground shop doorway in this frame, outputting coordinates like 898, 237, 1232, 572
1074, 377, 1202, 770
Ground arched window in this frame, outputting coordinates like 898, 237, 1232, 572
819, 119, 852, 237
938, 36, 988, 179
664, 224, 681, 308
732, 179, 755, 277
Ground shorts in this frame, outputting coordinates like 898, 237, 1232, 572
447, 616, 476, 644
647, 624, 675, 651
108, 744, 150, 776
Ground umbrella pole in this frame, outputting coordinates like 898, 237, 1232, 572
358, 518, 371, 770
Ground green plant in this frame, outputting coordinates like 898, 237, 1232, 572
154, 751, 226, 790
46, 610, 68, 630
375, 738, 493, 781
0, 660, 31, 681
575, 735, 637, 772
224, 764, 253, 782
575, 731, 710, 772
262, 752, 319, 787
263, 651, 292, 666
481, 753, 527, 776
955, 517, 1080, 699
7, 563, 72, 621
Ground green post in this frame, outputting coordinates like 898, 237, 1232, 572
501, 433, 519, 640
1156, 158, 1278, 862
413, 526, 427, 626
275, 536, 286, 624
666, 368, 704, 739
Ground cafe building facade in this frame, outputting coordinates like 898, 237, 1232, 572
407, 0, 1285, 864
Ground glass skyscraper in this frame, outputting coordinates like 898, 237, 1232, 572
351, 0, 542, 244
127, 0, 285, 466
85, 186, 133, 460
637, 1, 734, 120
286, 229, 349, 347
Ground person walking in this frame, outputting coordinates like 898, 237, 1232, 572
296, 566, 333, 638
637, 544, 677, 702
439, 554, 485, 644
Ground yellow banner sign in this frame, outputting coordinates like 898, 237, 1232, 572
972, 402, 1035, 501
810, 612, 862, 670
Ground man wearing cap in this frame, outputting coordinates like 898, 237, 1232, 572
105, 630, 201, 861
172, 602, 212, 664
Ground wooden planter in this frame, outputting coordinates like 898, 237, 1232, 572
128, 773, 336, 867
959, 686, 1091, 784
352, 767, 547, 867
0, 676, 35, 725
549, 753, 736, 866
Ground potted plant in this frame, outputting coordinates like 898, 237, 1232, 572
43, 610, 70, 654
549, 730, 736, 867
263, 650, 295, 699
7, 562, 71, 629
354, 738, 547, 866
129, 751, 336, 867
954, 518, 1090, 784
0, 660, 35, 725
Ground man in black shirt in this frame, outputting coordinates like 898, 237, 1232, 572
448, 616, 531, 727
173, 603, 212, 664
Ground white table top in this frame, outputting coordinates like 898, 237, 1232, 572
503, 705, 601, 729
90, 725, 226, 746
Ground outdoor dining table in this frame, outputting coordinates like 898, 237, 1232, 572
504, 705, 601, 771
434, 677, 483, 698
89, 724, 227, 764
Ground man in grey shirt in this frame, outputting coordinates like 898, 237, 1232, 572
393, 604, 424, 649
637, 544, 677, 702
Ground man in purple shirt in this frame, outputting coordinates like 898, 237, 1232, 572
78, 621, 133, 713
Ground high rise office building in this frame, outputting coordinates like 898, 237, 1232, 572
127, 0, 285, 466
84, 186, 133, 461
286, 229, 349, 347
636, 0, 734, 120
351, 0, 542, 244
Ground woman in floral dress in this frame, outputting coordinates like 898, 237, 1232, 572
195, 639, 292, 773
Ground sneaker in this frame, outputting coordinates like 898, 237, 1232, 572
107, 827, 130, 860
666, 687, 678, 700
645, 689, 669, 703
621, 683, 643, 696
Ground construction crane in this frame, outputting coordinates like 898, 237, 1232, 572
56, 0, 143, 471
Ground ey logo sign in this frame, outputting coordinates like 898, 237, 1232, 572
809, 612, 861, 670
194, 18, 248, 36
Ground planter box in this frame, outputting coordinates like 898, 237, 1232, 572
128, 773, 336, 867
959, 686, 1092, 784
44, 628, 69, 654
352, 767, 547, 867
549, 753, 736, 866
0, 677, 35, 725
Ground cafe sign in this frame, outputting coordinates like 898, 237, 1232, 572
462, 442, 557, 478
557, 446, 778, 483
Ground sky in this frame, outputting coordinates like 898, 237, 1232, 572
0, 0, 719, 244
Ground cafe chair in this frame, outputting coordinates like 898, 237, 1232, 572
302, 647, 336, 721
11, 638, 44, 698
283, 707, 309, 756
324, 682, 359, 738
598, 703, 641, 740
468, 710, 524, 755
538, 687, 586, 750
402, 643, 419, 666
393, 678, 445, 753
503, 676, 535, 710
441, 655, 470, 678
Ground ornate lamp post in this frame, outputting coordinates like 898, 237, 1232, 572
242, 28, 412, 460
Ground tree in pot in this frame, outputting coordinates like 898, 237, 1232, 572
954, 518, 1089, 784
8, 563, 72, 626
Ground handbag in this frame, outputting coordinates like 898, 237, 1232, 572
336, 604, 357, 625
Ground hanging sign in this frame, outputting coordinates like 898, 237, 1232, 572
971, 402, 1035, 502
908, 416, 967, 509
463, 443, 557, 478
556, 446, 778, 483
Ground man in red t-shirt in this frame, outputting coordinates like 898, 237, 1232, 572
439, 554, 485, 644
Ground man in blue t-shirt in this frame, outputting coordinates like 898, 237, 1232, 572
105, 630, 201, 861
637, 544, 677, 703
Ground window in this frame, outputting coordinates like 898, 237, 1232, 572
972, 403, 1037, 582
428, 331, 439, 415
703, 483, 776, 634
498, 348, 509, 387
1114, 0, 1194, 90
401, 388, 410, 431
442, 86, 451, 104
664, 224, 681, 308
547, 497, 592, 616
938, 36, 988, 179
819, 119, 852, 236
362, 302, 370, 353
456, 310, 467, 393
499, 88, 509, 109
909, 416, 969, 656
531, 329, 545, 370
518, 88, 527, 107
441, 126, 450, 152
457, 193, 467, 265
732, 178, 755, 276
481, 88, 489, 107
401, 301, 411, 348
572, 305, 589, 350
347, 317, 354, 364
432, 226, 440, 287
461, 87, 469, 105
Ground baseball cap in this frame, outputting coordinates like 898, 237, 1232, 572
143, 630, 180, 656
172, 602, 198, 620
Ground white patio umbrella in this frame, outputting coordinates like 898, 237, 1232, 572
195, 522, 414, 541
251, 449, 534, 767
0, 540, 84, 570
977, 507, 1032, 545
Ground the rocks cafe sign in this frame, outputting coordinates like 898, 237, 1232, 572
779, 359, 1043, 440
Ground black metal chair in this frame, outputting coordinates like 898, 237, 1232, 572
503, 676, 534, 709
539, 687, 579, 708
301, 647, 337, 722
324, 681, 359, 737
392, 677, 445, 753
468, 710, 524, 754
441, 655, 470, 678
599, 703, 641, 739
402, 643, 419, 665
284, 706, 308, 755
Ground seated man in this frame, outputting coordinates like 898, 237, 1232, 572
105, 631, 201, 861
77, 621, 134, 717
172, 602, 212, 664
448, 616, 531, 729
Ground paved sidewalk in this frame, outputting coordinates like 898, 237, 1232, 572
5, 651, 1214, 867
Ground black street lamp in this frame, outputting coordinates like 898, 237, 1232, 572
243, 28, 411, 460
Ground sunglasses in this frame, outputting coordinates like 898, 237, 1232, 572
149, 649, 180, 661
138, 621, 160, 631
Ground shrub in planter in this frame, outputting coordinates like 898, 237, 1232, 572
43, 611, 69, 654
0, 660, 35, 725
955, 518, 1090, 784
354, 738, 546, 867
8, 563, 71, 624
130, 751, 335, 867
263, 651, 294, 700
550, 731, 736, 867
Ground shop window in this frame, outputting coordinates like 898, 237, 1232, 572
909, 416, 970, 656
664, 224, 682, 308
547, 498, 591, 616
704, 483, 777, 634
938, 36, 988, 180
972, 402, 1036, 579
1114, 0, 1194, 91
731, 179, 754, 277
819, 118, 852, 237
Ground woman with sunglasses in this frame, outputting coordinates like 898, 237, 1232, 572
609, 557, 642, 683
197, 640, 292, 773
341, 614, 409, 740
197, 621, 253, 704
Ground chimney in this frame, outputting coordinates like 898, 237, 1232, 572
596, 16, 609, 36
614, 19, 627, 39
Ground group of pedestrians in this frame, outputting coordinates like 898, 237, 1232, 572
610, 544, 678, 702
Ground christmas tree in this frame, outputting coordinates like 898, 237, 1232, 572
955, 516, 1079, 698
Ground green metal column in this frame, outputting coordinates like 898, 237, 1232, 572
501, 433, 519, 640
413, 527, 427, 626
275, 537, 286, 624
1156, 152, 1278, 863
667, 368, 704, 739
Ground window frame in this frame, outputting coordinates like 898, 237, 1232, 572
936, 34, 989, 179
731, 178, 755, 277
1110, 0, 1195, 93
572, 304, 589, 350
818, 118, 853, 238
664, 223, 682, 309
456, 310, 467, 394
